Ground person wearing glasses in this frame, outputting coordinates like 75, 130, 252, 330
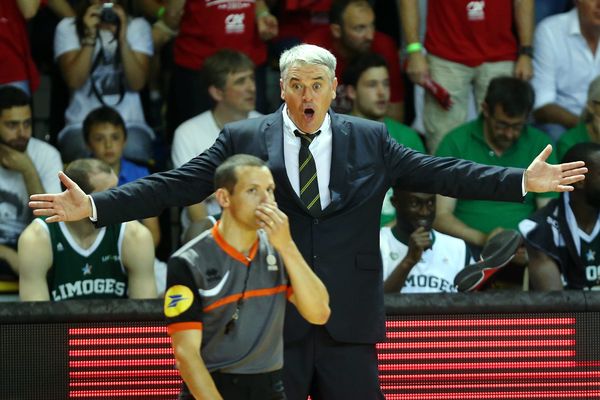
163, 154, 330, 400
433, 76, 557, 289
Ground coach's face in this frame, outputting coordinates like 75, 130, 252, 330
280, 63, 337, 134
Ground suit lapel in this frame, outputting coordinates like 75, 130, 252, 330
323, 110, 350, 216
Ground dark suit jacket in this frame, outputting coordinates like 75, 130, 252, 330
93, 108, 524, 344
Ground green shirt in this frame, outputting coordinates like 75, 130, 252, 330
380, 117, 426, 226
557, 122, 590, 162
435, 115, 558, 234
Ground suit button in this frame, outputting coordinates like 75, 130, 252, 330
313, 219, 319, 224
313, 255, 318, 260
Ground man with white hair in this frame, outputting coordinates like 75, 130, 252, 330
30, 43, 587, 399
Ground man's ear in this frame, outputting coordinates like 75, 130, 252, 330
332, 77, 338, 99
215, 188, 230, 208
208, 85, 224, 103
330, 23, 342, 40
280, 79, 285, 101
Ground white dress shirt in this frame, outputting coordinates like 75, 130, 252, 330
532, 8, 600, 114
282, 105, 333, 210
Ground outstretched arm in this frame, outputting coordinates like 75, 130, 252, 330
256, 203, 330, 325
525, 144, 587, 193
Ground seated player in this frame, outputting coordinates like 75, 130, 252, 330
18, 159, 157, 301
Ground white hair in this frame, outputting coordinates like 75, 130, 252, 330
279, 44, 337, 82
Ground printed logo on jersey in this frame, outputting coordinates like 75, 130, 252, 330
56, 242, 64, 252
82, 263, 93, 276
101, 255, 120, 263
199, 270, 230, 297
466, 0, 485, 21
164, 285, 194, 317
225, 13, 245, 34
587, 249, 596, 262
52, 278, 126, 300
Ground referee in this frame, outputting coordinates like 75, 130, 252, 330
164, 155, 330, 399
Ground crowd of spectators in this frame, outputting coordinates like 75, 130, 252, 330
1, 0, 599, 300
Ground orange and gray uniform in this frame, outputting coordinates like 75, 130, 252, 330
164, 223, 291, 373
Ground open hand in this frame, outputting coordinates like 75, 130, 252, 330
29, 172, 92, 223
526, 144, 587, 192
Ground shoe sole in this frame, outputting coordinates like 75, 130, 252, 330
454, 230, 522, 292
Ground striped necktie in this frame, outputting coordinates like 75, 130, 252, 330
294, 130, 322, 217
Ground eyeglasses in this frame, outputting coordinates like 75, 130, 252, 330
489, 115, 526, 133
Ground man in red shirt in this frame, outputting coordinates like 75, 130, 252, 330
400, 0, 534, 153
164, 0, 278, 139
304, 0, 404, 122
1, 0, 42, 94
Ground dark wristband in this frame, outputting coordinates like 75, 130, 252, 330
518, 45, 534, 58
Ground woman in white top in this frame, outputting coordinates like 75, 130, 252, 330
54, 0, 154, 164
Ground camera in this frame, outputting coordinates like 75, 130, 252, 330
100, 2, 120, 25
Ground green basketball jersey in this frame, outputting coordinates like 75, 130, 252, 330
36, 219, 128, 301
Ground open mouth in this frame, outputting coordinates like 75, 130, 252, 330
303, 107, 315, 118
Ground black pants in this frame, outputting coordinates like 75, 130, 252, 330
178, 369, 286, 400
283, 325, 385, 400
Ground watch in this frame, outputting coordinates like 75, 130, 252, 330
518, 45, 534, 58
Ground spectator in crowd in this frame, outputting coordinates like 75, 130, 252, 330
1, 0, 42, 94
344, 53, 425, 226
29, 44, 587, 399
165, 154, 329, 399
520, 143, 600, 290
0, 86, 62, 289
532, 0, 600, 140
305, 0, 404, 121
18, 158, 157, 301
54, 0, 154, 164
400, 0, 534, 153
172, 49, 262, 242
83, 105, 161, 247
165, 0, 277, 138
381, 188, 472, 293
434, 77, 556, 288
558, 75, 600, 161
